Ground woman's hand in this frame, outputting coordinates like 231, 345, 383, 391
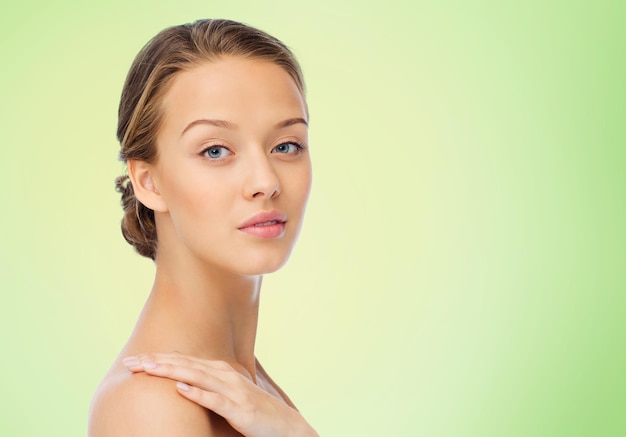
122, 352, 318, 437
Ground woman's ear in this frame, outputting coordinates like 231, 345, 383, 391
127, 159, 168, 213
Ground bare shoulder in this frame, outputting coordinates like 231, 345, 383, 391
89, 370, 238, 437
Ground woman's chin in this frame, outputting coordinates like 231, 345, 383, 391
237, 258, 290, 276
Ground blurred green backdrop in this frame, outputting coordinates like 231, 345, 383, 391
0, 0, 624, 435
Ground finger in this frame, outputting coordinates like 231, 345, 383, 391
122, 356, 145, 372
121, 353, 248, 398
176, 381, 301, 436
126, 352, 234, 373
175, 381, 262, 436
176, 382, 237, 419
122, 354, 202, 373
141, 358, 237, 384
138, 361, 243, 398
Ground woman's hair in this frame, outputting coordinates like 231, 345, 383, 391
114, 19, 305, 260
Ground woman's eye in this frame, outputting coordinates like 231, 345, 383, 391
202, 146, 232, 159
272, 142, 303, 154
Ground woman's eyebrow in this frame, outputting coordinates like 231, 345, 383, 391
275, 117, 308, 129
181, 117, 308, 137
180, 119, 235, 137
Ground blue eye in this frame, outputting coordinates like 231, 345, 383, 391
202, 145, 232, 159
272, 142, 303, 154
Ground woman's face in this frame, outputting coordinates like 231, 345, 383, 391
150, 57, 311, 275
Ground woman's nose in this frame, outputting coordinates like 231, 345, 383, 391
242, 154, 281, 200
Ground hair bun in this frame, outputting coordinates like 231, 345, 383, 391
115, 175, 130, 193
115, 175, 136, 211
114, 173, 158, 260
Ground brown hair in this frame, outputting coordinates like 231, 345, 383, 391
114, 19, 306, 260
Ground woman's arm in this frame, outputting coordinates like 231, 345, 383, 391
123, 353, 318, 437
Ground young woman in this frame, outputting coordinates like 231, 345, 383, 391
89, 19, 318, 437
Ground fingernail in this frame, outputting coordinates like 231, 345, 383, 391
176, 382, 190, 392
123, 356, 140, 367
142, 361, 158, 370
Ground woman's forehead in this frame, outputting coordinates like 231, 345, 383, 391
157, 58, 307, 141
164, 59, 305, 116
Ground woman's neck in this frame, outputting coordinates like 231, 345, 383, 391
124, 253, 263, 381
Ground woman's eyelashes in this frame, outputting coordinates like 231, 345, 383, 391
201, 145, 233, 160
272, 141, 306, 155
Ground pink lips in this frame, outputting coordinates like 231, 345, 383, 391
238, 211, 287, 239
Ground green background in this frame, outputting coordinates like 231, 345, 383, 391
1, 1, 624, 435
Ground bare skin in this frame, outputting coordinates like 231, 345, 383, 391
89, 58, 316, 437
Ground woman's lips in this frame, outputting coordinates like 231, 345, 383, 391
238, 211, 287, 239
